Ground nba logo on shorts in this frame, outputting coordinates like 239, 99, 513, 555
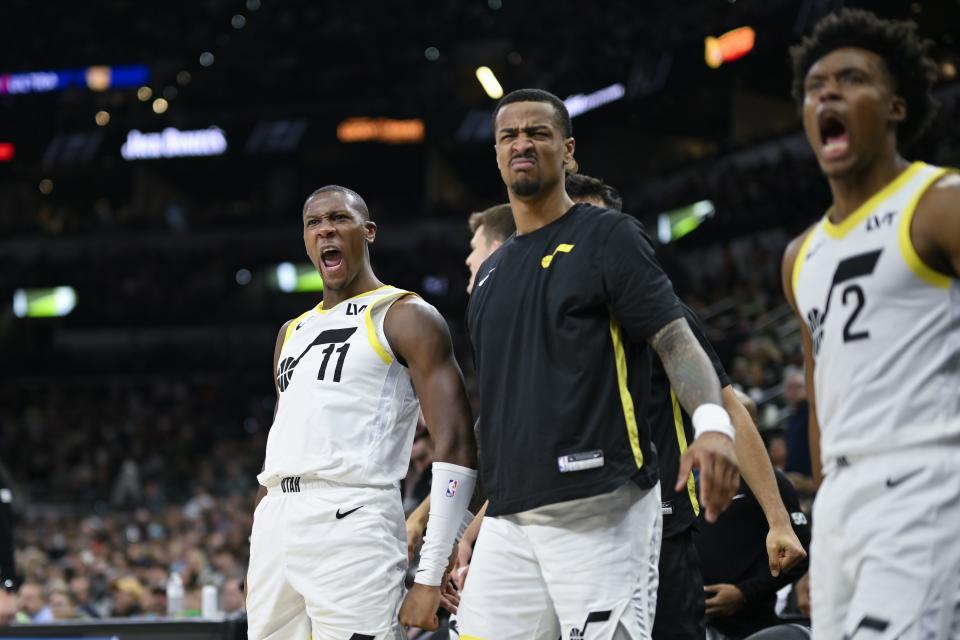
445, 479, 459, 497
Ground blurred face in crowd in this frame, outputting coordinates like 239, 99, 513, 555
302, 190, 377, 293
495, 101, 575, 200
465, 224, 503, 293
784, 373, 806, 406
19, 583, 45, 616
801, 47, 904, 179
69, 576, 90, 604
50, 591, 75, 620
222, 578, 245, 614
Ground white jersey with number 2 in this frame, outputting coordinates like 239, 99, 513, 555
793, 162, 960, 469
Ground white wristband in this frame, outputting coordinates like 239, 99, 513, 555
692, 403, 736, 442
415, 462, 477, 587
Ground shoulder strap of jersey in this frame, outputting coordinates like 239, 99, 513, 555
365, 289, 417, 365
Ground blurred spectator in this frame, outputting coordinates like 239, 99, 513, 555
18, 581, 53, 622
0, 590, 17, 627
49, 586, 80, 620
767, 437, 788, 472
110, 576, 145, 617
781, 371, 811, 478
222, 577, 245, 618
68, 575, 101, 618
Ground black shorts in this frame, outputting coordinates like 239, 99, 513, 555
653, 527, 705, 640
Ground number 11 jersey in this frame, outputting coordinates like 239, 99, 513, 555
258, 285, 421, 488
792, 162, 960, 469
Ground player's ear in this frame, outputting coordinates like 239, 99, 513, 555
365, 220, 377, 244
563, 137, 576, 172
889, 94, 906, 125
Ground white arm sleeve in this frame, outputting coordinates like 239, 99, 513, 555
414, 461, 477, 586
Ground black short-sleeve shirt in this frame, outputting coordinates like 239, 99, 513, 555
467, 204, 684, 516
649, 303, 731, 538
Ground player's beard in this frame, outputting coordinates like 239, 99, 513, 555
510, 175, 541, 197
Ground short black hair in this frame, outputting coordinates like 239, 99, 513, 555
790, 8, 939, 146
468, 203, 516, 243
565, 173, 623, 212
493, 88, 573, 139
304, 185, 370, 220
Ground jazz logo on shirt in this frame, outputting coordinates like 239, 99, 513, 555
445, 479, 459, 498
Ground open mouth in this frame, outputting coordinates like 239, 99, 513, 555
320, 247, 343, 272
819, 113, 850, 160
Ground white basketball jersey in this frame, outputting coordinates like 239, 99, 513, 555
793, 162, 960, 467
258, 285, 420, 487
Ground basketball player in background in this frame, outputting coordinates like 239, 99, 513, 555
465, 204, 516, 294
783, 10, 960, 637
567, 172, 805, 640
246, 186, 478, 639
459, 88, 740, 640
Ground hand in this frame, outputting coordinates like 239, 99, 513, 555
676, 431, 739, 522
451, 540, 473, 591
704, 583, 745, 617
766, 523, 806, 576
399, 583, 441, 630
439, 571, 460, 614
406, 517, 426, 564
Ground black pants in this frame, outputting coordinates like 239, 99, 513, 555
653, 527, 706, 640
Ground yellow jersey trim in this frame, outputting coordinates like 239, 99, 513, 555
281, 309, 314, 350
791, 228, 818, 301
898, 167, 951, 290
314, 284, 394, 315
608, 316, 644, 469
822, 161, 924, 239
364, 290, 415, 366
541, 243, 575, 268
670, 389, 700, 517
460, 636, 486, 640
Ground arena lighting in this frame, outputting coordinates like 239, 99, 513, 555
564, 83, 626, 118
704, 27, 756, 69
475, 66, 504, 99
0, 142, 14, 162
273, 263, 324, 293
337, 118, 425, 144
0, 64, 149, 95
657, 200, 715, 244
121, 127, 228, 160
13, 287, 77, 318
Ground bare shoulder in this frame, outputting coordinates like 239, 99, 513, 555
781, 222, 818, 309
384, 295, 452, 360
916, 171, 960, 219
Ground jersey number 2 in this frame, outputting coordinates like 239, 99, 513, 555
318, 343, 350, 382
841, 284, 869, 342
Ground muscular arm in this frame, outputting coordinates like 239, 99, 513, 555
385, 297, 477, 470
725, 387, 805, 574
649, 317, 738, 521
649, 317, 724, 411
913, 173, 960, 278
782, 229, 823, 487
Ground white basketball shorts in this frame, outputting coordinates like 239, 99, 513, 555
246, 477, 408, 640
811, 445, 960, 639
457, 481, 662, 640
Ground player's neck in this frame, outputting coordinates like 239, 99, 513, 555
321, 268, 384, 309
827, 153, 910, 224
509, 187, 576, 235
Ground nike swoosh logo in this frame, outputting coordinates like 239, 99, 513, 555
731, 493, 746, 500
885, 469, 923, 488
295, 321, 305, 330
335, 505, 364, 519
477, 268, 495, 288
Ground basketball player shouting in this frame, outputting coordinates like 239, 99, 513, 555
459, 89, 741, 640
783, 10, 960, 638
246, 186, 478, 640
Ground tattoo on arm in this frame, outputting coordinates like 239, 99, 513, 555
649, 318, 723, 414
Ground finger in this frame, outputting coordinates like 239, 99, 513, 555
676, 450, 695, 492
699, 453, 719, 522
